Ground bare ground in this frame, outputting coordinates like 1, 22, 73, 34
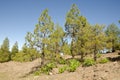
0, 53, 120, 80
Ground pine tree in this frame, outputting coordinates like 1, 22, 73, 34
11, 41, 19, 54
29, 9, 54, 65
76, 16, 93, 61
1, 37, 10, 52
91, 24, 106, 61
0, 37, 10, 62
11, 41, 19, 60
65, 4, 80, 58
105, 23, 120, 52
25, 32, 36, 49
49, 24, 65, 60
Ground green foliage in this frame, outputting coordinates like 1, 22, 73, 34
12, 48, 40, 62
11, 42, 19, 60
105, 23, 120, 52
1, 37, 10, 52
12, 51, 30, 62
99, 58, 109, 64
0, 37, 10, 62
58, 66, 67, 73
24, 9, 55, 65
38, 62, 57, 75
83, 58, 95, 67
61, 43, 71, 55
91, 24, 106, 61
57, 58, 66, 64
34, 70, 41, 76
65, 4, 80, 58
48, 24, 65, 60
0, 50, 10, 62
96, 53, 102, 58
67, 59, 80, 72
76, 21, 93, 61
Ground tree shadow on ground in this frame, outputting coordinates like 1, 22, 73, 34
19, 64, 42, 78
107, 56, 120, 62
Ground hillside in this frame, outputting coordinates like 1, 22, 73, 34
0, 52, 120, 80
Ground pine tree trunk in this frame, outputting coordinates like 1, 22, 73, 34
112, 40, 115, 52
80, 53, 84, 62
94, 44, 97, 61
41, 43, 45, 66
71, 39, 74, 58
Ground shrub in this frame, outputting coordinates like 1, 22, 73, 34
58, 66, 67, 73
34, 70, 41, 76
12, 48, 40, 62
58, 58, 66, 64
83, 58, 95, 67
0, 50, 10, 63
96, 53, 102, 58
34, 62, 56, 75
67, 59, 80, 72
99, 58, 109, 64
12, 52, 31, 62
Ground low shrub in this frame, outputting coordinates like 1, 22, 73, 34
34, 70, 41, 76
38, 62, 57, 75
67, 59, 80, 72
96, 53, 102, 58
83, 58, 95, 67
99, 58, 109, 64
58, 58, 66, 64
12, 52, 31, 62
12, 48, 40, 62
58, 66, 67, 73
0, 50, 10, 63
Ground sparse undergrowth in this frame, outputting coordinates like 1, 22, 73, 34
34, 61, 57, 75
99, 58, 109, 64
83, 58, 95, 67
58, 65, 67, 73
67, 59, 80, 72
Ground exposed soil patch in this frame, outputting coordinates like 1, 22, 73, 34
0, 52, 120, 80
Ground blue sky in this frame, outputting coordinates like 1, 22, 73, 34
0, 0, 120, 50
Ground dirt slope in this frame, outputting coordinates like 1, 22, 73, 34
0, 53, 120, 80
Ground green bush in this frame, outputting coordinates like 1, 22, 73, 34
12, 52, 30, 62
0, 50, 10, 63
99, 58, 109, 64
34, 62, 56, 75
58, 66, 67, 73
67, 59, 80, 72
96, 53, 102, 58
83, 58, 95, 67
34, 70, 41, 76
12, 48, 40, 62
58, 58, 66, 64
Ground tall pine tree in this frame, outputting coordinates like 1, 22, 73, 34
65, 4, 80, 58
105, 23, 120, 52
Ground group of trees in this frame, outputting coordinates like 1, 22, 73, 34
0, 37, 40, 62
0, 4, 120, 64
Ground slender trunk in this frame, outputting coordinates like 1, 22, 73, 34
112, 40, 115, 52
71, 38, 74, 58
94, 44, 97, 61
55, 42, 59, 60
41, 43, 45, 66
80, 53, 84, 62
